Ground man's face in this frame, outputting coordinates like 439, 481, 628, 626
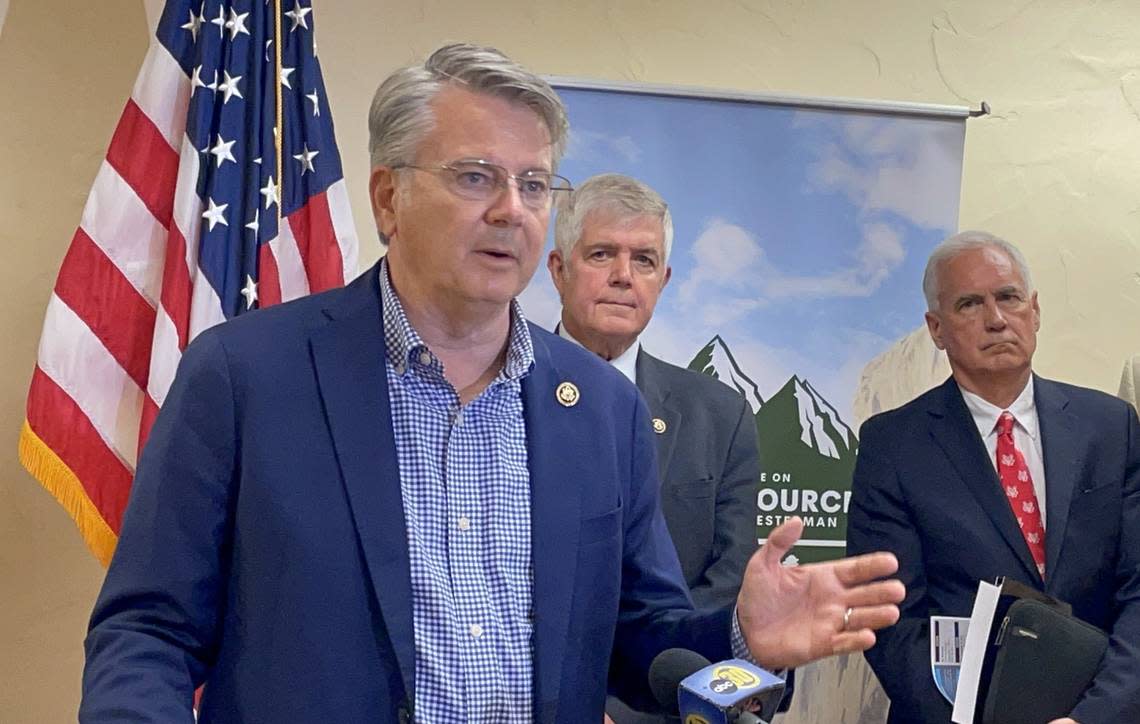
925, 246, 1040, 389
370, 85, 553, 309
548, 210, 671, 354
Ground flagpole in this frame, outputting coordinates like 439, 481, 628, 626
274, 0, 283, 227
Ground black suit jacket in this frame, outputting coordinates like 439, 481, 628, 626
635, 350, 760, 610
847, 375, 1140, 724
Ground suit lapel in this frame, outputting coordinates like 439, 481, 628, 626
926, 378, 1042, 583
524, 328, 585, 720
1035, 376, 1084, 584
309, 266, 416, 702
636, 351, 681, 480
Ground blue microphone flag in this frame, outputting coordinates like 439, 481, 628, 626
677, 658, 785, 724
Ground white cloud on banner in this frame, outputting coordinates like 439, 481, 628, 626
678, 218, 766, 308
563, 130, 643, 165
766, 221, 904, 297
798, 113, 963, 230
678, 217, 906, 319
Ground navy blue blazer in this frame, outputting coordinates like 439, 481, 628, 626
848, 376, 1140, 724
80, 263, 733, 723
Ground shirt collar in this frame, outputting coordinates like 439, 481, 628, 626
556, 320, 639, 384
379, 257, 534, 381
959, 375, 1038, 440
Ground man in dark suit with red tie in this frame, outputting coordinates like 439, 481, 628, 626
847, 230, 1140, 724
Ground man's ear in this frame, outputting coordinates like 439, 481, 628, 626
547, 249, 567, 300
661, 265, 672, 290
924, 310, 946, 350
370, 166, 399, 241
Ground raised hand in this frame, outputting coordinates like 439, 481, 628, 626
737, 516, 905, 669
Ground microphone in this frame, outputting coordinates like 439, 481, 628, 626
676, 657, 785, 724
649, 648, 714, 715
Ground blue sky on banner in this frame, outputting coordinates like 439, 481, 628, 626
519, 87, 965, 422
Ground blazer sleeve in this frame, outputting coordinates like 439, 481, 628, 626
847, 415, 953, 722
610, 394, 735, 707
1071, 402, 1140, 724
81, 331, 238, 723
689, 396, 759, 611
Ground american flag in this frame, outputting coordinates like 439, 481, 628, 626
18, 0, 357, 565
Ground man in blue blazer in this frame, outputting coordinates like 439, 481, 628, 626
81, 44, 904, 723
848, 231, 1140, 724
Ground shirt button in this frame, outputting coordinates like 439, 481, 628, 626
393, 362, 405, 375
458, 516, 470, 531
469, 623, 483, 638
418, 350, 432, 366
454, 409, 464, 426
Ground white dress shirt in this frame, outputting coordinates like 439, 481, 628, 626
959, 377, 1048, 528
556, 323, 640, 384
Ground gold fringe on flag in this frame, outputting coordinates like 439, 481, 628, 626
17, 420, 118, 567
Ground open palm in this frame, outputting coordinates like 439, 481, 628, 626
737, 517, 905, 669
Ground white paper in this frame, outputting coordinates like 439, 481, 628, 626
951, 580, 1002, 723
931, 615, 970, 704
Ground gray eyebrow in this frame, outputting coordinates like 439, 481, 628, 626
994, 285, 1024, 295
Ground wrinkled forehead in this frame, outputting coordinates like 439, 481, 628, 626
579, 208, 666, 246
940, 246, 1028, 296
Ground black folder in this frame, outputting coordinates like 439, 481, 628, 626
978, 595, 1109, 724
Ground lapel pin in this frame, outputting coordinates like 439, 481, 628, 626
652, 418, 667, 434
556, 381, 579, 407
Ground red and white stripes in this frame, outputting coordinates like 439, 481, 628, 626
21, 32, 356, 565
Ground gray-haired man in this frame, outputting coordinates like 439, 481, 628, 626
82, 46, 902, 724
848, 231, 1140, 724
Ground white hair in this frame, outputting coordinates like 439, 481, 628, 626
553, 173, 673, 262
923, 230, 1034, 311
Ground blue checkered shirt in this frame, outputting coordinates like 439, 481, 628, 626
380, 260, 536, 723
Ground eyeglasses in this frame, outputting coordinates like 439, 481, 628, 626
394, 160, 573, 209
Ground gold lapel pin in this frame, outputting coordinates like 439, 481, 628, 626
556, 381, 579, 407
652, 418, 667, 434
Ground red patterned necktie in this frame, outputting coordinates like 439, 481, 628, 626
996, 411, 1046, 578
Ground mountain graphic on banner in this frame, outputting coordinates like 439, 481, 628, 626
687, 335, 765, 413
763, 376, 857, 462
754, 376, 858, 561
687, 336, 858, 563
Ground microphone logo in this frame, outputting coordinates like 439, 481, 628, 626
684, 716, 711, 724
709, 665, 762, 695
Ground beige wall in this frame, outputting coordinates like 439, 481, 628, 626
2, 1, 1138, 721
1, 2, 149, 722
